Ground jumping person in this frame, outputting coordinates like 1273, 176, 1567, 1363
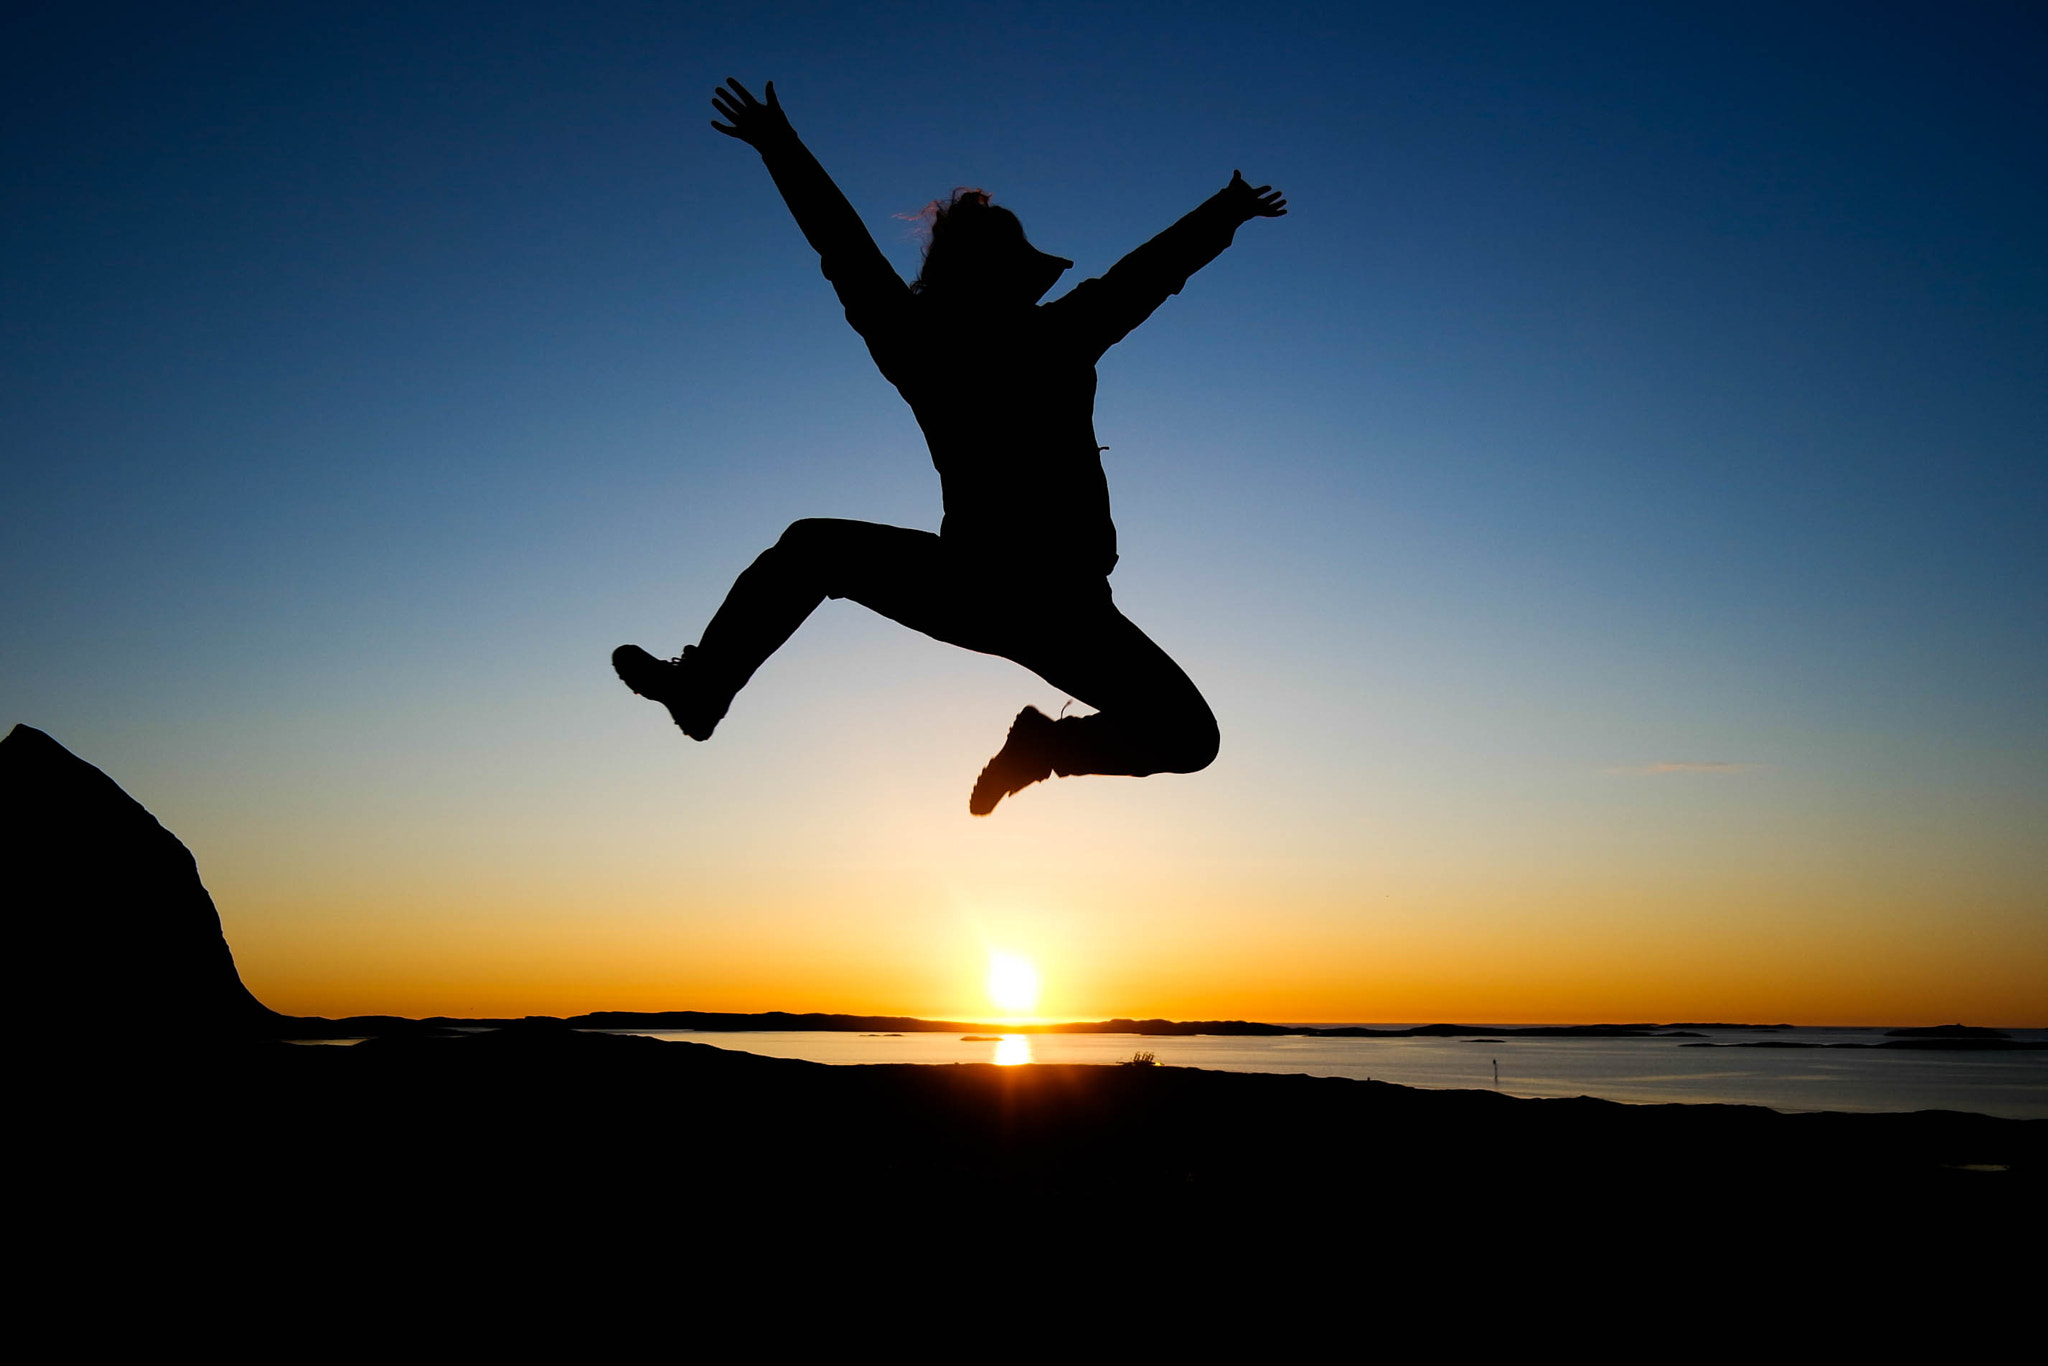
614, 79, 1287, 815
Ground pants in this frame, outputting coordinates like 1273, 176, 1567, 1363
695, 518, 1219, 777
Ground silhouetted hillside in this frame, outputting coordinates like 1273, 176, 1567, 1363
1886, 1024, 2011, 1039
2, 724, 282, 1039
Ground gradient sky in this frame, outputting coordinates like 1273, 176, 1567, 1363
5, 2, 2043, 1024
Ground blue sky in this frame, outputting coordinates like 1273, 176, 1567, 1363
4, 2, 2042, 1020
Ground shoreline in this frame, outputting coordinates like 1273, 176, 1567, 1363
101, 1021, 2042, 1246
269, 1008, 2048, 1045
280, 1021, 2048, 1120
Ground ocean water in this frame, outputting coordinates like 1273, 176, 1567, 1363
608, 1026, 2048, 1120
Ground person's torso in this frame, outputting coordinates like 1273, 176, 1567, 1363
870, 303, 1118, 576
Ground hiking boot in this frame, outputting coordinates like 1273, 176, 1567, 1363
969, 706, 1059, 816
611, 644, 729, 741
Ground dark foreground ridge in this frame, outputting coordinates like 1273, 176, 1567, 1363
101, 1018, 2043, 1246
12, 723, 2043, 1257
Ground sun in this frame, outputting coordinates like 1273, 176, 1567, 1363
985, 951, 1041, 1016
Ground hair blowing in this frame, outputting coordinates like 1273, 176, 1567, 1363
908, 188, 1029, 295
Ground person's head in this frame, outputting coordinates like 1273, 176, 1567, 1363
909, 189, 1072, 305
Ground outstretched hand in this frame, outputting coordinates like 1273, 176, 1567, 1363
710, 78, 793, 148
1224, 170, 1288, 220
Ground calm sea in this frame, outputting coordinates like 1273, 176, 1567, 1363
607, 1026, 2048, 1120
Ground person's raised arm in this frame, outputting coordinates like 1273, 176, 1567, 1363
1054, 171, 1286, 357
711, 79, 908, 337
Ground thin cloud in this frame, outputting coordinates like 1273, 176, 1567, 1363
1601, 761, 1762, 776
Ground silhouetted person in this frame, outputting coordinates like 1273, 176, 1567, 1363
615, 79, 1286, 814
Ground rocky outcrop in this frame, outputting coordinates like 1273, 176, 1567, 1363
2, 724, 284, 1040
1884, 1024, 2011, 1039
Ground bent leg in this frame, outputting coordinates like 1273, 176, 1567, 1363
998, 589, 1220, 779
693, 517, 953, 703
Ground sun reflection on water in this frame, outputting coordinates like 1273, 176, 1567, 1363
993, 1035, 1033, 1066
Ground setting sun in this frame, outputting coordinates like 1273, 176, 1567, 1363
986, 951, 1041, 1016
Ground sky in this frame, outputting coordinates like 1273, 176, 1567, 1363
4, 1, 2043, 1024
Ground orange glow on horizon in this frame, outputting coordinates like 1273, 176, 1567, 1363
206, 792, 2048, 1029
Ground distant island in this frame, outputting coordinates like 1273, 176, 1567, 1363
1884, 1024, 2012, 1039
246, 1008, 1820, 1042
525, 1011, 1723, 1040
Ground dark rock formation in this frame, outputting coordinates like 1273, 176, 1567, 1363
1660, 1022, 1795, 1030
1089, 1016, 1300, 1035
2, 724, 284, 1040
1885, 1024, 2011, 1039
